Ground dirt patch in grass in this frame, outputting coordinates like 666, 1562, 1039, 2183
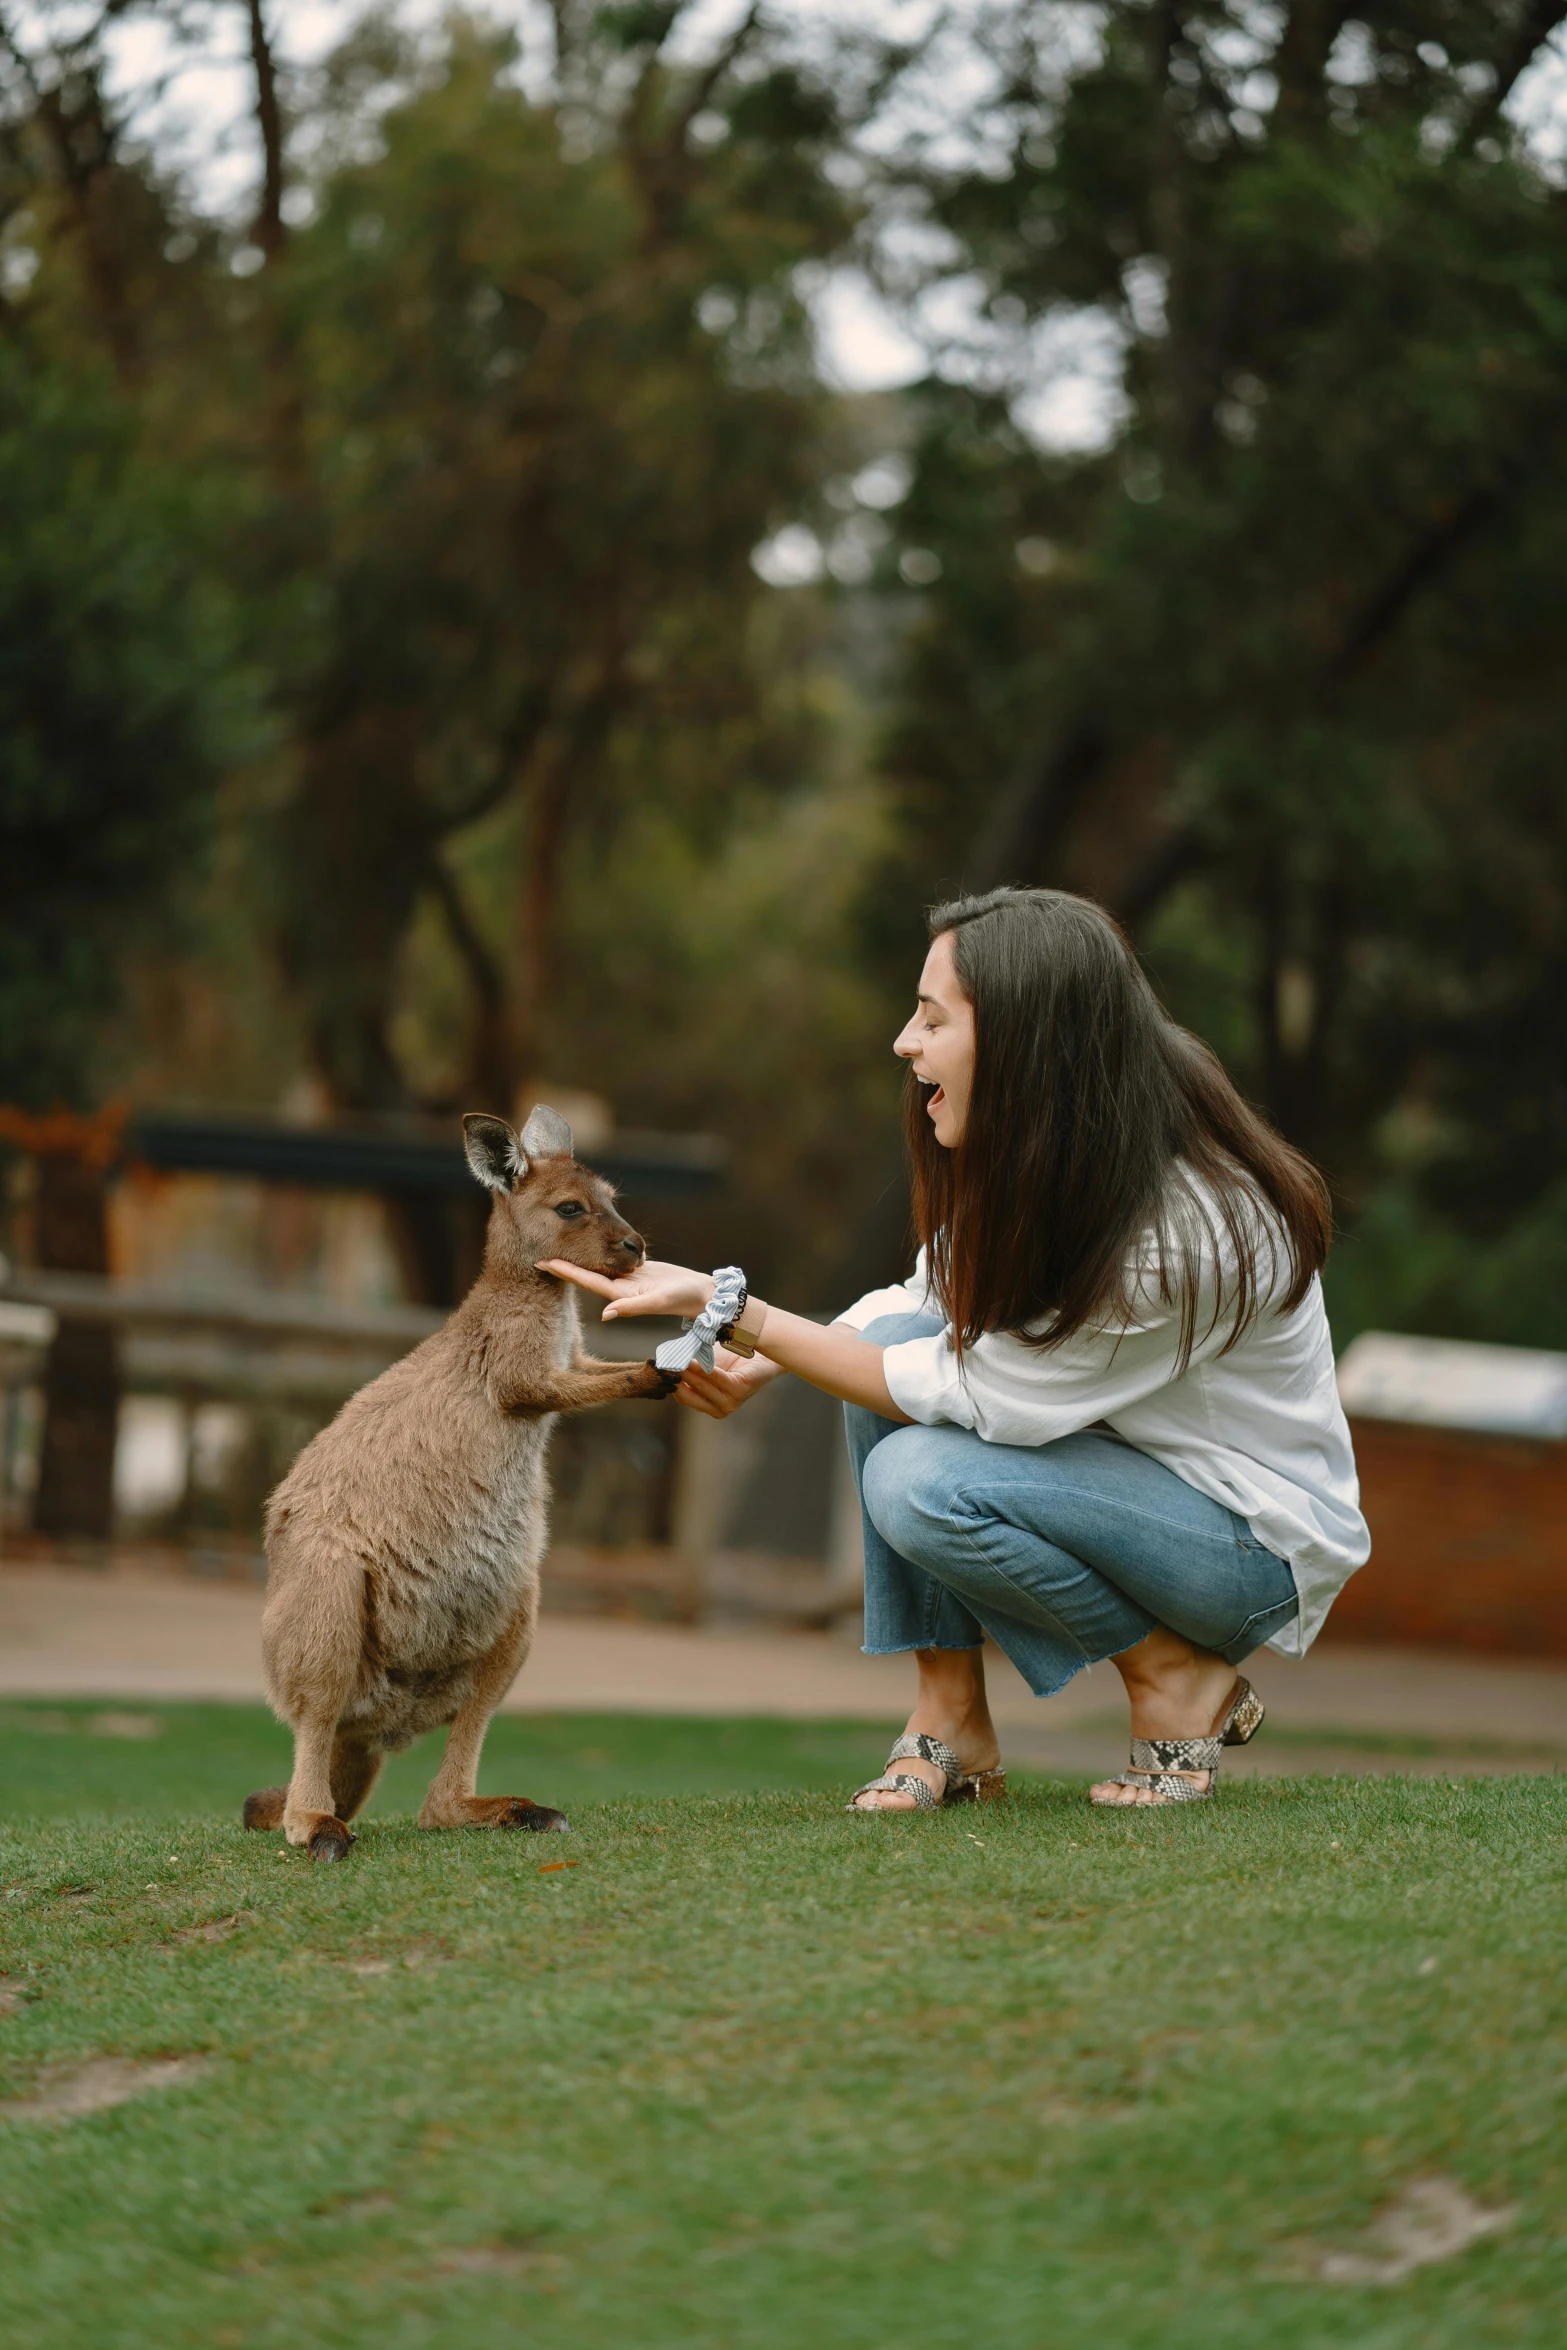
167, 1911, 258, 1946
1283, 2175, 1516, 2284
0, 2055, 210, 2123
323, 2193, 397, 2220
429, 2239, 549, 2276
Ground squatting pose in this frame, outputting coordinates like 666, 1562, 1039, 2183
547, 886, 1368, 1812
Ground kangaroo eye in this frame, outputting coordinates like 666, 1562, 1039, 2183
553, 1201, 586, 1220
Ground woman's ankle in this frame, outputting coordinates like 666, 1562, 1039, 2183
907, 1649, 999, 1768
1110, 1630, 1236, 1738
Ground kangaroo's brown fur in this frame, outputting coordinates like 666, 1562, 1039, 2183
244, 1106, 673, 1859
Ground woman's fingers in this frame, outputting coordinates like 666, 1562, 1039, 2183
674, 1364, 756, 1419
603, 1285, 694, 1320
537, 1260, 620, 1297
536, 1257, 715, 1323
673, 1383, 726, 1418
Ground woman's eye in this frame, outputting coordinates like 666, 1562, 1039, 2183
553, 1202, 585, 1220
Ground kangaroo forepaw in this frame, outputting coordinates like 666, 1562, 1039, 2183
306, 1816, 357, 1863
243, 1786, 288, 1832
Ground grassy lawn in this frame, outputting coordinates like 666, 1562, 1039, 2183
1, 1703, 1563, 2349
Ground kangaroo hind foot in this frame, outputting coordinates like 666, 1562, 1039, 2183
417, 1793, 569, 1833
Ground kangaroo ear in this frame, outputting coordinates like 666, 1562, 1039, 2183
462, 1113, 526, 1193
518, 1102, 574, 1160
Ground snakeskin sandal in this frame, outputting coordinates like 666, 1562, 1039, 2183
846, 1731, 1007, 1812
1089, 1675, 1265, 1808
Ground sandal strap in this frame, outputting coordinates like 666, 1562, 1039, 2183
1130, 1733, 1223, 1774
846, 1771, 941, 1812
886, 1732, 963, 1786
1220, 1677, 1265, 1746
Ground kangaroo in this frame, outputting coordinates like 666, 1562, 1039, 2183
242, 1105, 674, 1860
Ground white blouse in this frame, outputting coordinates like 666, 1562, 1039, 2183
837, 1186, 1370, 1654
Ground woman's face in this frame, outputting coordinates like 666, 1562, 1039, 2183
894, 929, 975, 1148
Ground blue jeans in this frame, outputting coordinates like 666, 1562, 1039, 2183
847, 1313, 1299, 1697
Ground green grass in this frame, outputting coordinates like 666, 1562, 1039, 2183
0, 1700, 898, 1820
1, 1705, 1563, 2350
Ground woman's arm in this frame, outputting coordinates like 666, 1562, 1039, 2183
536, 1258, 912, 1420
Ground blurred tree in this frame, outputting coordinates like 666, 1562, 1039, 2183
0, 354, 228, 1113
856, 0, 1567, 1337
243, 19, 838, 1045
0, 345, 233, 1533
231, 4, 868, 1294
0, 2, 906, 1311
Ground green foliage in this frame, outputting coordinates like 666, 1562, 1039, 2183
0, 353, 233, 1110
865, 3, 1567, 1336
1, 1741, 1563, 2347
4, 1, 1567, 1337
251, 17, 854, 1112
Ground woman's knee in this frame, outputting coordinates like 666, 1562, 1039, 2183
860, 1427, 971, 1559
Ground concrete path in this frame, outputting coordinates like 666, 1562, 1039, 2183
2, 1561, 1562, 1778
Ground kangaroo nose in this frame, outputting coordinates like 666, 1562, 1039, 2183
620, 1233, 644, 1256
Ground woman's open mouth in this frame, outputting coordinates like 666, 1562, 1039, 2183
921, 1080, 945, 1116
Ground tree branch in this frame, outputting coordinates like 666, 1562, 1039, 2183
429, 860, 503, 1019
1110, 823, 1204, 933
1271, 1, 1358, 126
670, 0, 760, 150
1455, 0, 1567, 156
246, 0, 286, 263
428, 857, 510, 1105
437, 681, 558, 834
1325, 477, 1506, 685
964, 722, 1109, 892
31, 72, 142, 381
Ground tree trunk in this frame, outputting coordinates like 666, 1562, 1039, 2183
32, 1155, 119, 1540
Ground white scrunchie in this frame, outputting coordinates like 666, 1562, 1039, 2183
654, 1266, 747, 1377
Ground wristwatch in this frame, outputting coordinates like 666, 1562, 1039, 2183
721, 1290, 767, 1359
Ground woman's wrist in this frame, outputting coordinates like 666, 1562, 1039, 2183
723, 1292, 769, 1357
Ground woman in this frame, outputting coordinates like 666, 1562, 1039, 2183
545, 887, 1369, 1811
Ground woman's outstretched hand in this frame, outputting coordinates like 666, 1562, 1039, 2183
535, 1256, 714, 1322
540, 1256, 903, 1420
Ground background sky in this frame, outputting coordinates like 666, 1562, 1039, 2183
69, 0, 1561, 456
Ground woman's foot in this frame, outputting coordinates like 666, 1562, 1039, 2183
851, 1646, 1001, 1809
1090, 1627, 1240, 1807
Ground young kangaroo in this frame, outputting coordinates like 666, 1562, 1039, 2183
242, 1105, 675, 1860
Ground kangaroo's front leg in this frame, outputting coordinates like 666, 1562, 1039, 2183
417, 1589, 566, 1833
493, 1358, 677, 1414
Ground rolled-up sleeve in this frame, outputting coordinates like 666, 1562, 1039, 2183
882, 1303, 1228, 1445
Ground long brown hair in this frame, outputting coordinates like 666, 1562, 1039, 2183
905, 888, 1331, 1363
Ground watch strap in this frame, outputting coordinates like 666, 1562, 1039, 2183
723, 1293, 766, 1358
